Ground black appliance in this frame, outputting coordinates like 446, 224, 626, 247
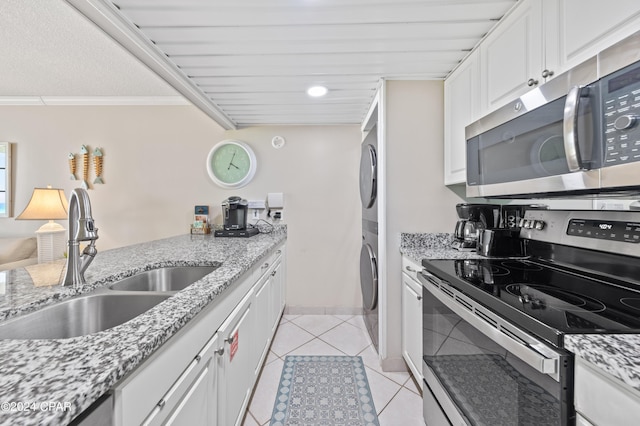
451, 203, 501, 251
420, 210, 640, 426
466, 29, 640, 198
222, 196, 248, 230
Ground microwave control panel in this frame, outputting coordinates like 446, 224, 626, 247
567, 219, 640, 244
602, 61, 640, 167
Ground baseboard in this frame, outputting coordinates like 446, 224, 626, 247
284, 306, 362, 316
380, 356, 408, 373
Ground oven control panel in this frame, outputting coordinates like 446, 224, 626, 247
567, 219, 640, 243
520, 210, 640, 256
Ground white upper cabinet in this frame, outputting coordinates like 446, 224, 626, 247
480, 0, 547, 113
554, 0, 640, 72
444, 49, 479, 185
444, 0, 640, 186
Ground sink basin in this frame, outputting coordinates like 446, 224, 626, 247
108, 266, 218, 292
0, 293, 170, 340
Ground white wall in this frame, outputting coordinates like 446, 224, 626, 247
222, 125, 362, 310
0, 106, 362, 310
382, 80, 465, 367
0, 105, 225, 248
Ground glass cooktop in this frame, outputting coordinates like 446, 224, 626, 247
423, 258, 640, 347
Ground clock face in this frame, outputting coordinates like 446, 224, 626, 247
206, 140, 257, 188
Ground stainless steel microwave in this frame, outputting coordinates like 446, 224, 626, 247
466, 30, 640, 198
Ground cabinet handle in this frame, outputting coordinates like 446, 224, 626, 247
215, 347, 225, 356
158, 399, 166, 408
195, 354, 202, 362
541, 69, 554, 78
225, 335, 235, 344
527, 78, 539, 87
261, 262, 270, 270
405, 266, 417, 273
276, 250, 282, 255
271, 270, 277, 277
417, 295, 422, 301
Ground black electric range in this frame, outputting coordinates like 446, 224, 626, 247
423, 210, 640, 348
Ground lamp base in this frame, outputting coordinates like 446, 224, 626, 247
35, 222, 66, 263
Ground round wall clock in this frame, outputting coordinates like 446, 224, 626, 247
206, 140, 257, 188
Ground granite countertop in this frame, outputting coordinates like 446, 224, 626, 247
400, 231, 640, 394
399, 232, 483, 262
0, 226, 286, 425
565, 334, 640, 392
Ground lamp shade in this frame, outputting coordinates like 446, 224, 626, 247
16, 187, 68, 220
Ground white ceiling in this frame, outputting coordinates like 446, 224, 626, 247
0, 0, 180, 99
2, 0, 517, 128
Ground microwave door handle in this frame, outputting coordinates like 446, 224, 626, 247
563, 85, 584, 172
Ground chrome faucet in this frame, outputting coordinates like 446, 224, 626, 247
63, 188, 99, 287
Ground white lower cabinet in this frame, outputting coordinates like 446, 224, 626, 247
574, 357, 640, 426
401, 256, 423, 390
113, 243, 286, 426
158, 334, 219, 425
218, 290, 255, 426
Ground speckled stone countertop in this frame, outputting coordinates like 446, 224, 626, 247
565, 334, 640, 392
400, 232, 640, 394
0, 226, 286, 425
399, 232, 483, 262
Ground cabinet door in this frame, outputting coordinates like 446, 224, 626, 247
401, 273, 423, 389
555, 0, 640, 72
444, 49, 479, 185
481, 0, 543, 112
218, 290, 255, 426
142, 333, 219, 426
163, 357, 215, 425
252, 273, 272, 377
269, 260, 283, 333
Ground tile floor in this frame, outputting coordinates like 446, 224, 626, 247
242, 314, 425, 426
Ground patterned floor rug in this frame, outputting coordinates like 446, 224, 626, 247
269, 355, 379, 426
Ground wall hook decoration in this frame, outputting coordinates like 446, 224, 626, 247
67, 145, 106, 189
80, 145, 90, 189
68, 152, 77, 180
93, 147, 104, 184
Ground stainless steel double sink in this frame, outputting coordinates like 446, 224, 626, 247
0, 265, 218, 340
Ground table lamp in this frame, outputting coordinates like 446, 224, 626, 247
16, 187, 68, 263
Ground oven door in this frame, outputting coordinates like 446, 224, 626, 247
419, 270, 574, 426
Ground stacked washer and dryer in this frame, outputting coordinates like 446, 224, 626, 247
359, 125, 379, 351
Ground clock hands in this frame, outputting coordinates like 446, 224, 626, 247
227, 150, 239, 170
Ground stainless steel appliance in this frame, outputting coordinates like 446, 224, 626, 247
222, 196, 248, 230
466, 30, 640, 198
420, 209, 640, 425
359, 125, 379, 350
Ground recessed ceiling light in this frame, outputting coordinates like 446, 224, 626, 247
307, 86, 328, 97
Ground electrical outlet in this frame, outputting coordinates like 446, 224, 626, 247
273, 210, 283, 220
252, 209, 260, 220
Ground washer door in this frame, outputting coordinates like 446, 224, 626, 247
359, 144, 377, 209
359, 242, 378, 311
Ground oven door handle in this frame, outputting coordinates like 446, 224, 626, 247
563, 85, 585, 172
419, 270, 560, 379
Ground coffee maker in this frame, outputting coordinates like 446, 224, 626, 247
222, 196, 248, 230
452, 203, 501, 251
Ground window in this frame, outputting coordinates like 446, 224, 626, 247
0, 142, 12, 218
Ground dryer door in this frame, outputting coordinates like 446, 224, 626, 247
359, 242, 378, 310
359, 144, 377, 209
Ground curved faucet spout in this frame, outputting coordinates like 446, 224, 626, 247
63, 188, 99, 288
